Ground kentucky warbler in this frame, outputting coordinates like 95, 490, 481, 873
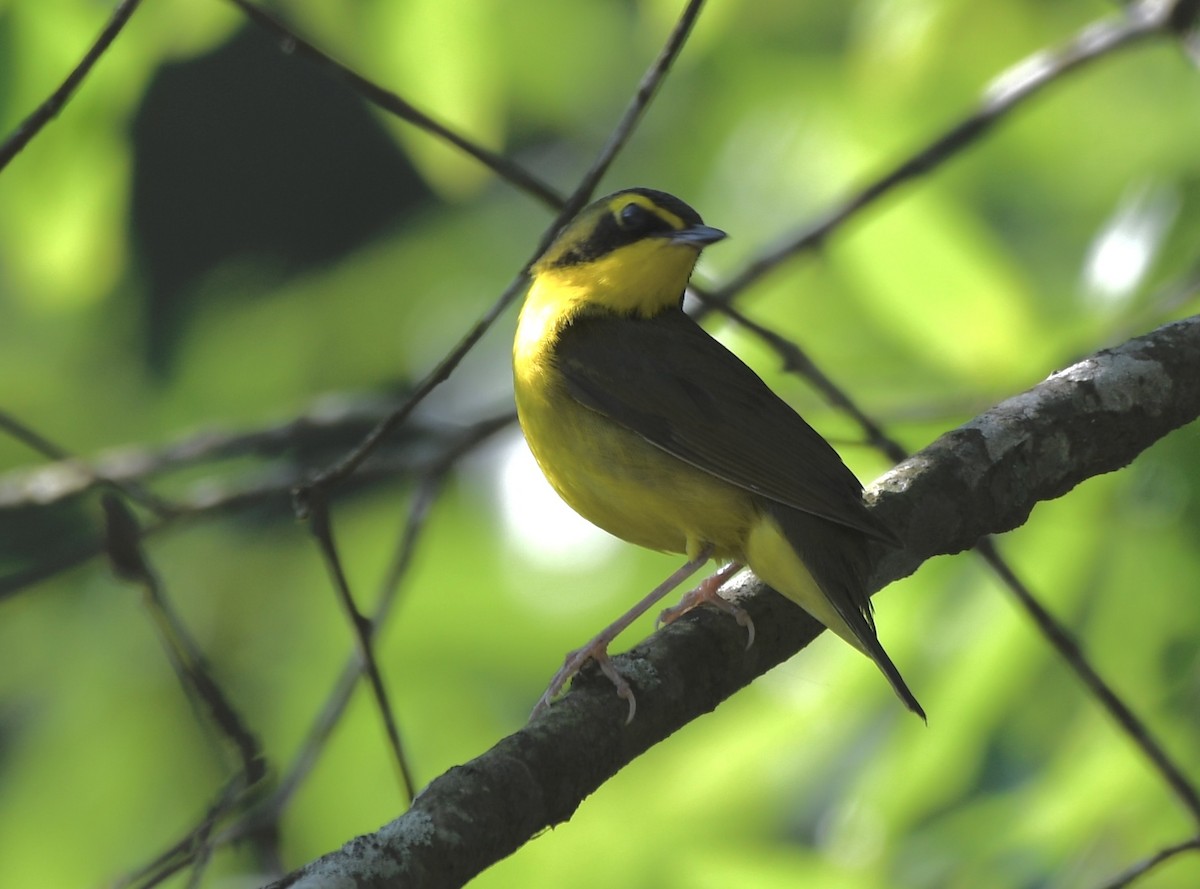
513, 187, 923, 722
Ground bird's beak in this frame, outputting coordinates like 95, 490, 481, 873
669, 224, 727, 247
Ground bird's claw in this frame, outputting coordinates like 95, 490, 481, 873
531, 643, 638, 723
657, 564, 755, 649
596, 655, 637, 723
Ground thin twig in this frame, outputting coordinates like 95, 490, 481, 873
0, 0, 144, 172
291, 275, 529, 516
708, 0, 1169, 303
100, 494, 265, 889
977, 538, 1200, 824
276, 481, 438, 812
102, 493, 264, 779
0, 397, 460, 511
1095, 835, 1200, 889
545, 0, 710, 255
277, 413, 510, 811
0, 409, 176, 518
224, 0, 564, 209
112, 774, 247, 889
692, 289, 906, 461
308, 502, 417, 803
0, 410, 510, 602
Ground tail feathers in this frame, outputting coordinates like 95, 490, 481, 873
855, 626, 926, 722
748, 507, 925, 721
818, 578, 926, 721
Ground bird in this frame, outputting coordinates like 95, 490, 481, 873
513, 187, 923, 722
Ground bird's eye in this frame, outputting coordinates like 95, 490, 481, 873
618, 202, 654, 232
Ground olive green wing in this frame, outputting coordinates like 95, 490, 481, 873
555, 309, 896, 543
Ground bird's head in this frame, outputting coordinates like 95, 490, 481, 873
531, 188, 726, 317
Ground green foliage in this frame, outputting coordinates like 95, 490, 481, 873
1, 0, 1199, 887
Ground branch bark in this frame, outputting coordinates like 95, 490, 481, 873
265, 314, 1200, 889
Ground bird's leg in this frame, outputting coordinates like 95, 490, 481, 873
657, 561, 755, 648
532, 548, 712, 723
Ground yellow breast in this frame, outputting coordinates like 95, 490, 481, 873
513, 281, 756, 562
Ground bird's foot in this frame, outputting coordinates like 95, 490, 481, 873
657, 562, 755, 648
532, 641, 637, 723
531, 552, 717, 724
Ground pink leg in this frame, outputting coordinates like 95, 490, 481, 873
657, 562, 755, 648
532, 548, 712, 723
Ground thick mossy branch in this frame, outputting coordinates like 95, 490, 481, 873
876, 315, 1200, 571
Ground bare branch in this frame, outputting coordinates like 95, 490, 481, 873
0, 395, 420, 512
0, 0, 144, 172
307, 502, 417, 803
100, 495, 266, 889
0, 410, 515, 603
0, 409, 176, 518
1096, 836, 1200, 889
223, 0, 564, 209
874, 315, 1200, 563
551, 0, 710, 239
976, 539, 1200, 824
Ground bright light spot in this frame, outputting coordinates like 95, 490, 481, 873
1083, 180, 1178, 307
496, 432, 620, 572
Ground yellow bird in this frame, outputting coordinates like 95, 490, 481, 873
514, 187, 923, 721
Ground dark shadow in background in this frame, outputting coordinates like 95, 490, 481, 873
129, 26, 433, 376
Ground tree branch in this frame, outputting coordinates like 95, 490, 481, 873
873, 314, 1200, 568
264, 315, 1200, 888
0, 0, 144, 173
223, 0, 564, 209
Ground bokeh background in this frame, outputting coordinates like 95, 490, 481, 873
2, 0, 1200, 886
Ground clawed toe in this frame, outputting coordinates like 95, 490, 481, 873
656, 562, 754, 647
531, 643, 638, 722
595, 655, 637, 723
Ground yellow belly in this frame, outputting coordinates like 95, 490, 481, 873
514, 364, 755, 562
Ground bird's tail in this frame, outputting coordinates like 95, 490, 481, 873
745, 509, 925, 721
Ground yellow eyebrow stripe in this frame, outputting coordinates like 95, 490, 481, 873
607, 192, 686, 231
